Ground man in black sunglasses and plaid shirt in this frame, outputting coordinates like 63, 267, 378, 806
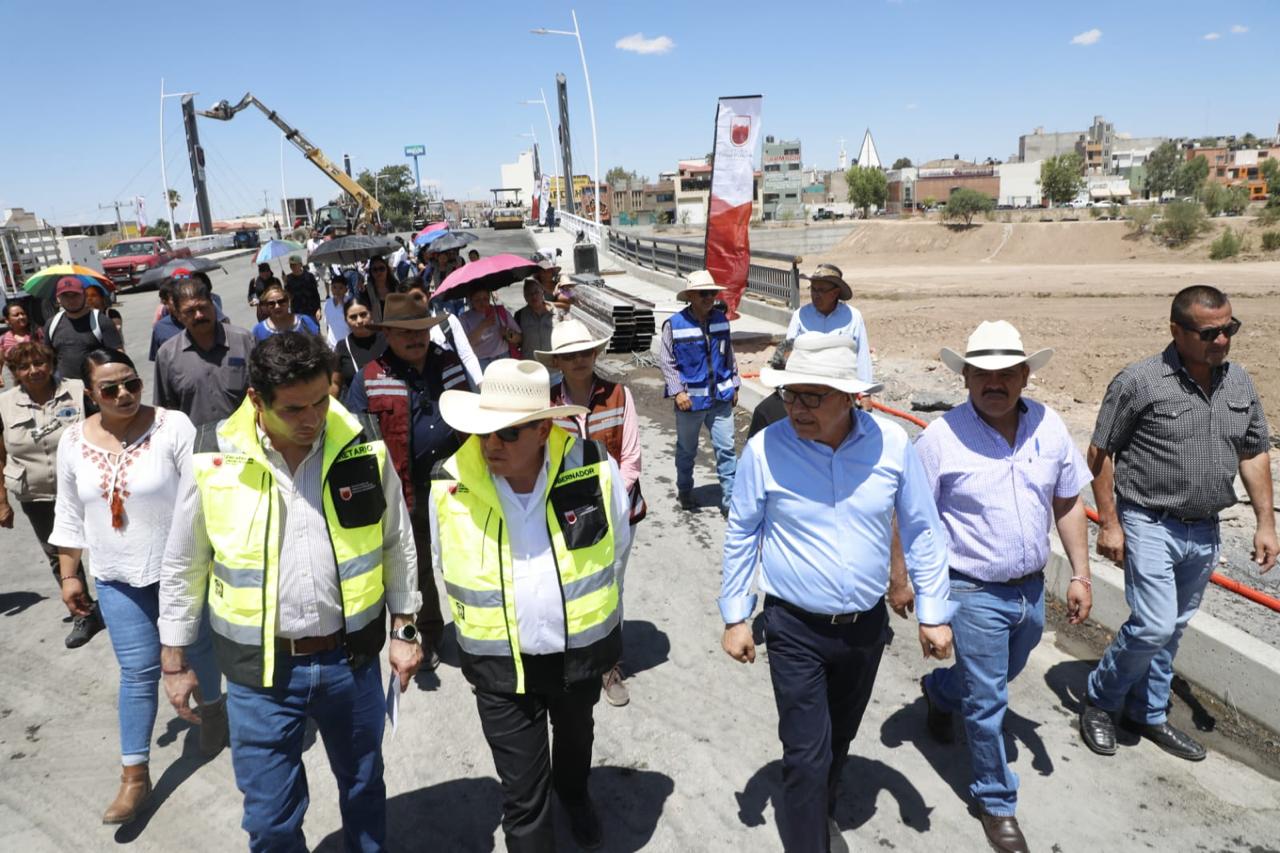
1080, 284, 1275, 762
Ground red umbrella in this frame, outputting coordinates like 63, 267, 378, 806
430, 254, 540, 305
414, 221, 449, 239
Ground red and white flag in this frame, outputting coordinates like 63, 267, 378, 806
705, 95, 762, 319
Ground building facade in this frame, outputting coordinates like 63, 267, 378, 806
1187, 145, 1279, 199
761, 137, 804, 221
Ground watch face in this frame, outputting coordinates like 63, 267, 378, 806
396, 624, 419, 642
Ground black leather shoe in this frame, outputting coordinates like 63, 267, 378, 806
1121, 718, 1206, 762
979, 812, 1029, 853
920, 676, 954, 744
677, 491, 696, 511
564, 796, 602, 850
1080, 697, 1117, 756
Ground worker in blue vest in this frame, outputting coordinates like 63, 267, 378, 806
657, 269, 740, 517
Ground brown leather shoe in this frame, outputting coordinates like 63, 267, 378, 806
102, 764, 152, 825
979, 811, 1028, 853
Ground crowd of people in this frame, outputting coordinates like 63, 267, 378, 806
0, 231, 1274, 853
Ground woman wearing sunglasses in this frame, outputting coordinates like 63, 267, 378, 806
251, 284, 321, 342
47, 348, 224, 825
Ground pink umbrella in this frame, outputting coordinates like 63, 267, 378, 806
414, 221, 449, 239
430, 253, 541, 305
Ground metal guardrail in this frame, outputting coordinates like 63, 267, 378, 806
605, 230, 802, 309
558, 211, 604, 247
173, 233, 237, 254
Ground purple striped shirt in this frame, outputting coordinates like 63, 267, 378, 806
914, 398, 1091, 582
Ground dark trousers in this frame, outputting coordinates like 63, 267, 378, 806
475, 654, 601, 853
408, 499, 444, 645
765, 597, 889, 853
20, 500, 91, 597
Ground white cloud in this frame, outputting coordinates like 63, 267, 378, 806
1231, 24, 1248, 34
1070, 28, 1101, 46
1203, 32, 1221, 40
905, 103, 918, 111
615, 33, 675, 55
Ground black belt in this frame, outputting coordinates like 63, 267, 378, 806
275, 632, 342, 657
765, 594, 875, 626
950, 569, 1043, 587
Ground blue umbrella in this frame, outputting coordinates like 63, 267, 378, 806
255, 239, 305, 265
412, 229, 449, 248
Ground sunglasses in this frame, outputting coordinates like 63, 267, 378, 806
779, 387, 840, 409
98, 377, 143, 400
479, 422, 537, 443
1177, 317, 1241, 342
263, 298, 289, 308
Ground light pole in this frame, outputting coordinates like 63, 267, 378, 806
520, 89, 562, 206
160, 79, 196, 241
532, 9, 600, 236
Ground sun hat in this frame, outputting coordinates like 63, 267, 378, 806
940, 320, 1053, 374
801, 263, 853, 301
534, 318, 611, 365
759, 332, 883, 396
440, 359, 588, 434
677, 269, 726, 302
536, 258, 561, 272
371, 293, 448, 331
55, 276, 85, 296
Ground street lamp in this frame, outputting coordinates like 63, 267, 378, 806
520, 88, 562, 206
532, 9, 601, 237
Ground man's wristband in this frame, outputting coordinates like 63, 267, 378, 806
58, 576, 83, 584
1070, 576, 1092, 589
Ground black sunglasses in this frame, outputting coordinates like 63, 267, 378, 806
263, 298, 289, 308
1177, 317, 1241, 342
98, 377, 143, 399
479, 422, 537, 443
779, 387, 840, 409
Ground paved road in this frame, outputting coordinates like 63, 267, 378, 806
2, 226, 1278, 851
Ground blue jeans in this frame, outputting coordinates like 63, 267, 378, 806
226, 650, 386, 853
1087, 503, 1218, 723
924, 572, 1045, 816
95, 580, 221, 765
674, 399, 736, 509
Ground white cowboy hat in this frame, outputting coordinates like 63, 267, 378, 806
677, 269, 726, 302
534, 318, 611, 365
940, 320, 1053, 374
440, 359, 587, 434
801, 263, 853, 301
760, 332, 883, 396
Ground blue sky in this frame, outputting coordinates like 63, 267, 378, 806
2, 0, 1275, 225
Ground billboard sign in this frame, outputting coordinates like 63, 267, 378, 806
404, 145, 426, 157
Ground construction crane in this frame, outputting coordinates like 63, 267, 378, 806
197, 93, 380, 234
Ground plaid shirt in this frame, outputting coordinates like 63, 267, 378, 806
1091, 343, 1269, 519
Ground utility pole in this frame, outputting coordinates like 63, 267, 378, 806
263, 189, 271, 217
98, 200, 137, 237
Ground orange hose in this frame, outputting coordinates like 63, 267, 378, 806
869, 400, 929, 429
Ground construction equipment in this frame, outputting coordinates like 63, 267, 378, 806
567, 274, 655, 354
197, 93, 380, 234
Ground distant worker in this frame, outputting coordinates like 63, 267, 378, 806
545, 201, 556, 232
915, 321, 1093, 853
785, 263, 873, 388
1080, 285, 1275, 762
657, 270, 739, 516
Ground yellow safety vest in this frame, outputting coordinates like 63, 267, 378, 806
192, 396, 389, 687
432, 427, 621, 694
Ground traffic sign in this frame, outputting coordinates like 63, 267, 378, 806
404, 145, 426, 157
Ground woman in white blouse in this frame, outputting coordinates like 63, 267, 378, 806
50, 348, 224, 826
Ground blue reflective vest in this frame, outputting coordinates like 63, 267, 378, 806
669, 306, 736, 411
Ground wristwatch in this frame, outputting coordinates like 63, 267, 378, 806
391, 624, 420, 643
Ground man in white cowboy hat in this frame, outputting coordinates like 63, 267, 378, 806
721, 332, 954, 853
346, 293, 469, 669
430, 359, 633, 852
657, 269, 740, 515
538, 318, 643, 707
785, 263, 873, 385
913, 319, 1093, 853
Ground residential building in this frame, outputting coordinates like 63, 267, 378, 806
913, 159, 998, 206
1018, 116, 1164, 173
1186, 145, 1279, 199
762, 137, 804, 221
996, 161, 1042, 207
884, 167, 917, 214
672, 159, 762, 226
499, 150, 537, 208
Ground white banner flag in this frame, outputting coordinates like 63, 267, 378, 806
135, 196, 148, 232
705, 95, 762, 318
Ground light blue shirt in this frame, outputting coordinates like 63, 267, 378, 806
786, 303, 873, 383
915, 398, 1092, 582
720, 410, 954, 626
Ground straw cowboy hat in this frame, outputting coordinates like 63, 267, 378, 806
534, 318, 611, 365
677, 269, 726, 302
440, 359, 587, 434
371, 293, 448, 331
760, 332, 883, 396
940, 320, 1053, 374
801, 263, 853, 301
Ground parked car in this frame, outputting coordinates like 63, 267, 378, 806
232, 229, 261, 249
101, 237, 193, 291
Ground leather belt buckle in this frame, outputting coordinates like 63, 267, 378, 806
830, 611, 860, 625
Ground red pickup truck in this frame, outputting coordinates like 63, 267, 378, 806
101, 237, 192, 290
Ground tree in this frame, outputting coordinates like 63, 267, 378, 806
145, 219, 171, 238
1153, 200, 1208, 246
1144, 141, 1181, 200
605, 166, 638, 186
891, 157, 913, 169
1174, 155, 1209, 197
1260, 157, 1280, 206
943, 187, 994, 227
1240, 132, 1259, 149
1039, 153, 1085, 206
355, 164, 417, 228
845, 165, 887, 217
166, 188, 181, 231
